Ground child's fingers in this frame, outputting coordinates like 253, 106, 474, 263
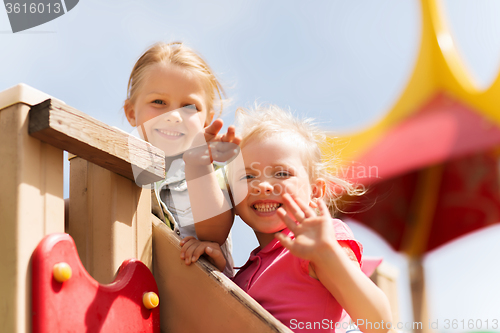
317, 199, 330, 217
222, 126, 235, 143
179, 236, 196, 247
204, 246, 222, 261
184, 248, 196, 265
219, 126, 242, 145
212, 150, 239, 163
210, 142, 240, 163
210, 141, 238, 153
186, 243, 226, 272
204, 119, 223, 141
191, 243, 215, 262
181, 239, 200, 265
179, 236, 197, 260
290, 194, 317, 219
205, 246, 227, 271
275, 231, 294, 250
204, 246, 221, 258
232, 135, 242, 146
281, 193, 311, 222
191, 242, 222, 262
277, 207, 298, 232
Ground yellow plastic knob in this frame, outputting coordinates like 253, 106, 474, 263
53, 262, 72, 283
143, 292, 159, 309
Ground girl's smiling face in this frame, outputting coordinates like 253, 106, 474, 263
125, 63, 213, 156
233, 135, 323, 247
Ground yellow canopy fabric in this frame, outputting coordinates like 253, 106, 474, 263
325, 0, 500, 165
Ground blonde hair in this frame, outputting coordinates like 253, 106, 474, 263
235, 104, 363, 213
126, 42, 226, 116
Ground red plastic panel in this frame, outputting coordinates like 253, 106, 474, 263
32, 233, 160, 333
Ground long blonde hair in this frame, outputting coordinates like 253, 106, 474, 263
235, 104, 364, 214
126, 42, 226, 116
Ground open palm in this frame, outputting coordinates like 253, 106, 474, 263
275, 193, 339, 263
183, 119, 241, 166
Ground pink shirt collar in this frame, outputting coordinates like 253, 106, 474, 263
253, 228, 292, 256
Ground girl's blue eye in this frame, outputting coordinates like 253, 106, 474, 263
153, 100, 165, 105
240, 174, 255, 181
184, 104, 199, 111
276, 171, 290, 178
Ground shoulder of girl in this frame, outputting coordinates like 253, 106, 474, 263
331, 218, 363, 265
331, 218, 355, 236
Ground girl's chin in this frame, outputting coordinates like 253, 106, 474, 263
161, 148, 185, 157
149, 142, 189, 157
254, 222, 286, 234
252, 210, 280, 218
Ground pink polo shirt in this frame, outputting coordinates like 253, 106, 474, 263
232, 219, 363, 333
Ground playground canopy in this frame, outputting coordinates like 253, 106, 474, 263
322, 1, 500, 329
325, 0, 500, 258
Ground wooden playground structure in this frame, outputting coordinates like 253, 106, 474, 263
0, 83, 398, 332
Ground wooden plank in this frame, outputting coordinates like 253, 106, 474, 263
0, 103, 64, 333
152, 216, 292, 333
29, 99, 165, 185
68, 157, 152, 284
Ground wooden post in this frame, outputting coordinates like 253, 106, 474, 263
0, 84, 65, 333
401, 165, 441, 333
409, 257, 430, 333
69, 157, 152, 284
28, 98, 165, 284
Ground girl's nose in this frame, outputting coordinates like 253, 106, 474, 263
252, 180, 274, 194
163, 109, 182, 123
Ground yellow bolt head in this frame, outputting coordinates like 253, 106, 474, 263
143, 292, 159, 309
53, 262, 72, 283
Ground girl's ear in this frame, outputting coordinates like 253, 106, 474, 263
124, 100, 137, 127
310, 179, 326, 208
205, 109, 215, 126
311, 178, 326, 200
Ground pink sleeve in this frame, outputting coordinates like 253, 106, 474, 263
332, 219, 363, 266
299, 219, 363, 274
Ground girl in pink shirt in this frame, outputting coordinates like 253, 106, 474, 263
180, 105, 392, 333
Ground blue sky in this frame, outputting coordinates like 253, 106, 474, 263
2, 0, 500, 331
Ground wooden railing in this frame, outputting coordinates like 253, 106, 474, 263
29, 98, 165, 284
0, 84, 291, 332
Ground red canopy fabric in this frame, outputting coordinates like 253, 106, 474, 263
342, 93, 500, 253
354, 93, 500, 185
344, 152, 500, 253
